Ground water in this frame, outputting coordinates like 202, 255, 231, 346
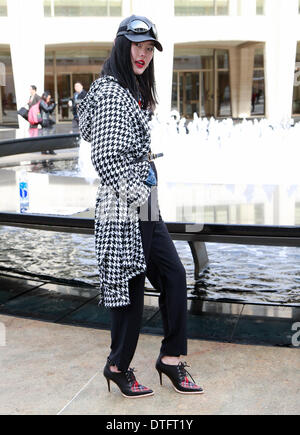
1, 224, 300, 305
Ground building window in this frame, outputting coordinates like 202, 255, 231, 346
251, 46, 265, 116
0, 48, 17, 126
172, 46, 231, 119
293, 43, 300, 115
175, 0, 229, 16
256, 0, 265, 15
0, 0, 7, 16
45, 47, 110, 121
44, 0, 122, 17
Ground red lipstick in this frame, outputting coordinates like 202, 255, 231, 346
135, 60, 145, 68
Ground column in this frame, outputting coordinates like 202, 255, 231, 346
238, 0, 256, 16
0, 88, 2, 124
122, 0, 132, 16
229, 47, 239, 117
238, 45, 255, 117
129, 0, 175, 119
7, 0, 45, 129
0, 62, 5, 124
229, 44, 255, 117
229, 0, 238, 16
264, 0, 298, 122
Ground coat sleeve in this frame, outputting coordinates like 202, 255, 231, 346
39, 100, 56, 113
81, 91, 151, 208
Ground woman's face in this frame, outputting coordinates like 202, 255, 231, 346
130, 41, 154, 75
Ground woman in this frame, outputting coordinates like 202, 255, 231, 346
78, 15, 203, 398
39, 91, 56, 129
39, 91, 57, 154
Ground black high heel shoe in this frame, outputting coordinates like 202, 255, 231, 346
103, 360, 154, 399
156, 356, 204, 394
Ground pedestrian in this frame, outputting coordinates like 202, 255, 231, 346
39, 91, 56, 129
17, 85, 40, 122
77, 15, 204, 399
68, 82, 87, 128
39, 91, 56, 154
28, 85, 41, 108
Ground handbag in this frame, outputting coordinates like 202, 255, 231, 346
28, 102, 42, 125
17, 107, 29, 120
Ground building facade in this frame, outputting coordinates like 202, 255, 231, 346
1, 0, 300, 126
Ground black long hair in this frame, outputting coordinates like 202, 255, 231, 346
101, 36, 158, 111
41, 91, 51, 102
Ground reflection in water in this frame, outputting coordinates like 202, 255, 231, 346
1, 164, 300, 226
0, 164, 98, 215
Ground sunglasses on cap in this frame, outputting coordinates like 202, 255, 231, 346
117, 19, 158, 39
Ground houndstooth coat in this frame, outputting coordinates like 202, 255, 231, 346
77, 75, 152, 308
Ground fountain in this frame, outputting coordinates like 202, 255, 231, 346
78, 113, 300, 185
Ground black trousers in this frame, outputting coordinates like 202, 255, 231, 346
108, 219, 188, 372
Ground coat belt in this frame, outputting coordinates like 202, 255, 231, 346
135, 152, 164, 163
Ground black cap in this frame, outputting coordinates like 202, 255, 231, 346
116, 15, 163, 52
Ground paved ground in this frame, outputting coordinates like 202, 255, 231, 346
0, 313, 299, 415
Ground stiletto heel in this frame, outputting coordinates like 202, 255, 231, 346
103, 359, 154, 398
155, 356, 204, 395
106, 377, 111, 392
157, 370, 163, 386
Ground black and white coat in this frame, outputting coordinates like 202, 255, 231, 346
77, 75, 153, 308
